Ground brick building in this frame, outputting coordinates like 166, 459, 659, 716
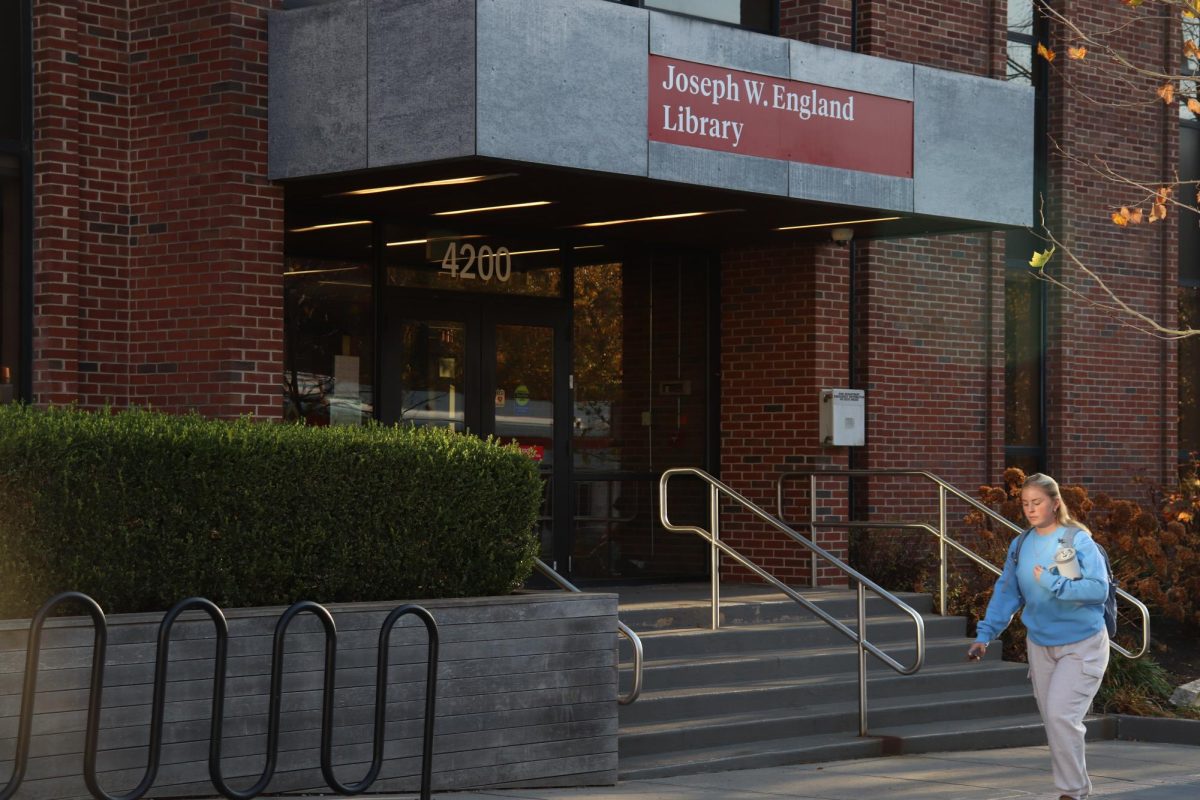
1, 0, 1196, 586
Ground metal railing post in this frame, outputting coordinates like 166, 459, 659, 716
810, 474, 818, 588
938, 485, 947, 617
710, 482, 721, 630
857, 580, 868, 736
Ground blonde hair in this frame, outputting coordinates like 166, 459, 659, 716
1022, 473, 1090, 533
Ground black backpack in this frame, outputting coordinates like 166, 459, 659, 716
1010, 526, 1118, 637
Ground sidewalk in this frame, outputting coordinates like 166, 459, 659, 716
353, 741, 1200, 800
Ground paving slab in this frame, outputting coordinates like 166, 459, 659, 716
188, 740, 1200, 800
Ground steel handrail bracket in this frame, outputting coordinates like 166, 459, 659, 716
534, 558, 643, 705
776, 469, 1150, 659
1, 592, 439, 800
658, 468, 926, 736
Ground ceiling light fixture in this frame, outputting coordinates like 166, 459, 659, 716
287, 220, 372, 233
775, 216, 902, 232
340, 174, 517, 196
575, 209, 741, 228
385, 234, 484, 248
433, 201, 552, 216
284, 266, 362, 278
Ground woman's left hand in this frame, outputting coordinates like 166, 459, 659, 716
1033, 564, 1043, 581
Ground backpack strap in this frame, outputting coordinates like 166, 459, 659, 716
1011, 527, 1034, 567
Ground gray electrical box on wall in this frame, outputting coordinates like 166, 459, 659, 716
820, 388, 865, 446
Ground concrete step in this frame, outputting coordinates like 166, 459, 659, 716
619, 684, 1040, 758
617, 713, 1115, 780
618, 730, 883, 780
619, 636, 997, 692
618, 660, 1032, 725
618, 589, 934, 632
871, 712, 1117, 755
619, 614, 967, 661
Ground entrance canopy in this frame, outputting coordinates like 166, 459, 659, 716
271, 0, 1034, 245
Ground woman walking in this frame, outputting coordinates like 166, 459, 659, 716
967, 473, 1110, 800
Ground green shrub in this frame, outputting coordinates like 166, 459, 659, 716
0, 405, 542, 618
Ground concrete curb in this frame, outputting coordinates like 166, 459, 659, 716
1112, 713, 1200, 746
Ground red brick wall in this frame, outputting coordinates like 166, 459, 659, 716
719, 242, 852, 586
1043, 4, 1178, 491
33, 0, 282, 417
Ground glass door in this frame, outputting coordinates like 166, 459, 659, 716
381, 296, 571, 572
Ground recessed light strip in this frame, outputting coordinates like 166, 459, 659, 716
434, 201, 552, 216
341, 174, 517, 196
288, 220, 372, 233
284, 266, 362, 278
575, 209, 741, 228
775, 216, 902, 231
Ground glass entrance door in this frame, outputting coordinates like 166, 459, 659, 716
380, 297, 570, 570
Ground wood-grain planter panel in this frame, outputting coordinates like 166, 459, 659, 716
0, 592, 618, 799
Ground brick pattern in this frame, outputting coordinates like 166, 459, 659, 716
33, 0, 283, 417
719, 242, 851, 586
1043, 4, 1179, 491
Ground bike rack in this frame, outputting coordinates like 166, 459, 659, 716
1, 592, 439, 800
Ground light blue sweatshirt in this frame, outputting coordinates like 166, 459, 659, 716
975, 525, 1109, 647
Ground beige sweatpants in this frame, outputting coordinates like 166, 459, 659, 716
1027, 629, 1110, 800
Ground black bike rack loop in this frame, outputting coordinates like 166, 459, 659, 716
1, 591, 107, 800
84, 597, 229, 800
1, 593, 439, 800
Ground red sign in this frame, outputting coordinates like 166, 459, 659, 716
518, 444, 545, 462
648, 55, 913, 179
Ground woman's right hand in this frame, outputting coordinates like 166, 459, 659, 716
967, 642, 988, 662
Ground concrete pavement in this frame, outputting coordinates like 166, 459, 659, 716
344, 741, 1199, 800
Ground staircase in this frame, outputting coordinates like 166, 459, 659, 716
616, 584, 1115, 779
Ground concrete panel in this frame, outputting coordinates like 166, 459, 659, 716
476, 0, 648, 176
368, 0, 476, 167
268, 0, 368, 179
649, 141, 788, 197
789, 162, 913, 213
789, 39, 914, 100
649, 11, 789, 78
913, 66, 1034, 226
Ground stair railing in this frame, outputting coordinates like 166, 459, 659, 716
658, 467, 925, 736
534, 558, 643, 705
776, 469, 1150, 659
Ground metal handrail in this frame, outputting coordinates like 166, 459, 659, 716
534, 558, 643, 705
776, 469, 1151, 659
658, 468, 925, 736
1, 592, 439, 800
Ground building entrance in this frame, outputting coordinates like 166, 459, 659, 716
379, 293, 571, 571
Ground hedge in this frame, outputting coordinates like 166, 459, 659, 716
0, 405, 543, 618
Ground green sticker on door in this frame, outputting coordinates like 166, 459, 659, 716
514, 384, 530, 413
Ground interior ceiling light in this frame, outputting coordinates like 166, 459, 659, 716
284, 266, 362, 278
433, 201, 552, 216
385, 234, 483, 247
575, 209, 741, 228
340, 174, 517, 196
288, 220, 372, 233
775, 216, 902, 231
503, 246, 560, 257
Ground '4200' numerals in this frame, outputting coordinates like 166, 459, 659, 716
441, 242, 512, 282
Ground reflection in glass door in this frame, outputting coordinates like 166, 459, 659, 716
397, 320, 466, 431
382, 298, 569, 572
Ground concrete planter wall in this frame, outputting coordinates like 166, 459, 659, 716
0, 592, 618, 799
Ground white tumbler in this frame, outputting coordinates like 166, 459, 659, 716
1054, 546, 1082, 579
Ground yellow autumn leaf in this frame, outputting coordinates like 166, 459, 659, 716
1037, 42, 1055, 63
1112, 208, 1129, 226
1129, 207, 1144, 224
1158, 82, 1175, 105
1186, 40, 1200, 59
1029, 247, 1055, 270
1068, 46, 1088, 60
1150, 202, 1167, 222
1188, 98, 1200, 116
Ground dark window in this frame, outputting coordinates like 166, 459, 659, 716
614, 0, 777, 35
1004, 0, 1047, 473
1, 0, 29, 402
1181, 122, 1200, 459
282, 222, 375, 425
